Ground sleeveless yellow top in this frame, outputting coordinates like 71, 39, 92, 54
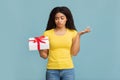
44, 28, 77, 69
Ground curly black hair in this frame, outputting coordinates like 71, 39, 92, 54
46, 6, 77, 31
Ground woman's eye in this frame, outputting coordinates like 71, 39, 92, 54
55, 18, 58, 20
61, 17, 64, 20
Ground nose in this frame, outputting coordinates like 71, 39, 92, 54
58, 19, 62, 23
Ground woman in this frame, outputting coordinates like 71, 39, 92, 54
39, 6, 90, 80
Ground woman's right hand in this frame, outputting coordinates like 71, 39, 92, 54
38, 49, 49, 59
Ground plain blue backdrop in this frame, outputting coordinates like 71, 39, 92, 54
0, 0, 120, 80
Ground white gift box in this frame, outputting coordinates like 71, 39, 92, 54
29, 36, 49, 51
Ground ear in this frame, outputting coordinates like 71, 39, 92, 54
66, 18, 68, 22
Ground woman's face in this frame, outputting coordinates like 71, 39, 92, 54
55, 12, 67, 28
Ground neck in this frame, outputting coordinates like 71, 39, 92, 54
55, 26, 66, 31
54, 26, 67, 36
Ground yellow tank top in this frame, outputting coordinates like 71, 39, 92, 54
44, 28, 77, 69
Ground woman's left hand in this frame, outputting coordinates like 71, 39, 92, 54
78, 27, 91, 36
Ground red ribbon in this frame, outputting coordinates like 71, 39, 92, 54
29, 36, 47, 50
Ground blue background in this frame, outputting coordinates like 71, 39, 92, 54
0, 0, 120, 80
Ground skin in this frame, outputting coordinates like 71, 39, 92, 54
39, 12, 91, 59
71, 27, 90, 56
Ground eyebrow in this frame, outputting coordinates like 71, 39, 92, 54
55, 16, 65, 18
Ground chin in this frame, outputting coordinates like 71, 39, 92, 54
56, 25, 62, 28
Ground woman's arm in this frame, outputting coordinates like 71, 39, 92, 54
71, 27, 91, 56
38, 49, 49, 59
71, 33, 80, 56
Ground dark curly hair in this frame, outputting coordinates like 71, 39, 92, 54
45, 6, 77, 31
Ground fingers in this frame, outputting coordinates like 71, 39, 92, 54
84, 26, 91, 33
78, 26, 91, 36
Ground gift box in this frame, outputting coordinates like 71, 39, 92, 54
29, 36, 49, 51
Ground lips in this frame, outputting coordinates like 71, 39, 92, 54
57, 23, 62, 25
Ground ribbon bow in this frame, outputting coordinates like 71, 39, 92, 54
29, 36, 46, 50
